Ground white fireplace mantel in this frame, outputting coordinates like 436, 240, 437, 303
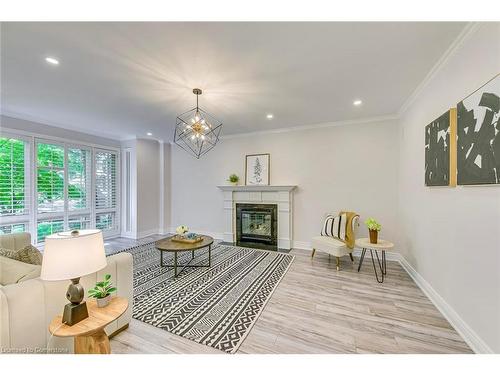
217, 185, 297, 250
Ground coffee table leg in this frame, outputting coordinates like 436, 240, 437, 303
192, 249, 194, 259
160, 251, 163, 267
208, 244, 211, 267
174, 251, 178, 277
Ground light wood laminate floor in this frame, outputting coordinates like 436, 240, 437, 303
107, 237, 472, 354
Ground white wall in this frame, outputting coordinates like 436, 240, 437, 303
398, 23, 500, 353
136, 139, 161, 236
0, 115, 120, 148
171, 119, 400, 247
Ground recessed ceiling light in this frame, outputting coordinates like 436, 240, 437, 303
45, 57, 59, 65
266, 114, 274, 119
147, 132, 153, 136
353, 99, 362, 106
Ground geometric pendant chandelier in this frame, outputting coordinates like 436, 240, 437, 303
174, 88, 223, 159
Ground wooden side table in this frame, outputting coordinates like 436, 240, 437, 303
49, 296, 128, 354
355, 238, 394, 283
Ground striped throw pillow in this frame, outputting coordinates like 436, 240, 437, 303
320, 213, 347, 240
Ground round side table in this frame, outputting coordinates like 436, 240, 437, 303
355, 238, 394, 283
49, 296, 128, 354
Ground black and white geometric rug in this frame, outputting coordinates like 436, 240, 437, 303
125, 241, 294, 354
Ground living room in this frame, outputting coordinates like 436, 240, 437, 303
0, 1, 499, 373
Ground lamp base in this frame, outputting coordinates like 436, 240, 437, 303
63, 301, 89, 326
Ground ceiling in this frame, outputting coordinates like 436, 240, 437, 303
1, 22, 467, 141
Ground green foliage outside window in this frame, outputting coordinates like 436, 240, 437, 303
1, 137, 89, 241
0, 138, 26, 214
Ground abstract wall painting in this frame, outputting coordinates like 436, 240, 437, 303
425, 109, 457, 186
245, 153, 270, 185
457, 74, 500, 185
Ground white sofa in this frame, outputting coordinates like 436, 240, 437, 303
311, 215, 359, 270
0, 232, 133, 353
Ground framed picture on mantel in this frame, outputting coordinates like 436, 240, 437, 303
245, 153, 270, 185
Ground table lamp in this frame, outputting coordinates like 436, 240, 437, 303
41, 229, 107, 326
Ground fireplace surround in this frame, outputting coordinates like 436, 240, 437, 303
217, 185, 297, 250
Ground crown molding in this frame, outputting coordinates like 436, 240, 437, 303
397, 22, 481, 116
221, 114, 399, 140
0, 110, 124, 142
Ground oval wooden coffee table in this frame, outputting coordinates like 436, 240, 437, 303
155, 235, 214, 277
48, 296, 128, 354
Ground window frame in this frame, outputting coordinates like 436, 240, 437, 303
94, 148, 120, 237
0, 132, 32, 228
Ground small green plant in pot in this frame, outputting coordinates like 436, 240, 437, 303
227, 173, 239, 186
88, 274, 116, 308
365, 218, 382, 244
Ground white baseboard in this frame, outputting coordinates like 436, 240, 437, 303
120, 228, 162, 240
292, 239, 493, 353
397, 255, 493, 354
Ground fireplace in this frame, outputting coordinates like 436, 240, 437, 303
236, 203, 278, 251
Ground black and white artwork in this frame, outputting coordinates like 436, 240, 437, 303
457, 74, 500, 185
245, 153, 270, 185
425, 110, 451, 186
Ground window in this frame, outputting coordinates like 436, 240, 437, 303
37, 218, 64, 243
0, 223, 27, 235
1, 133, 119, 244
68, 147, 91, 211
68, 214, 91, 230
37, 142, 65, 213
0, 135, 30, 233
95, 150, 119, 234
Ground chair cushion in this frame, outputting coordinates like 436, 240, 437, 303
312, 235, 346, 248
312, 236, 350, 257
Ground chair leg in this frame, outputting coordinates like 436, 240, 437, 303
336, 256, 340, 271
311, 248, 316, 258
349, 253, 354, 262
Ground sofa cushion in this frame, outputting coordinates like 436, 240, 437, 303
0, 256, 42, 286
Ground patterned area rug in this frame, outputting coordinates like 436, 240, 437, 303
125, 241, 294, 353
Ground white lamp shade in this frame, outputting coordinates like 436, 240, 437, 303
41, 229, 107, 281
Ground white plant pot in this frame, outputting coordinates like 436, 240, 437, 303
96, 294, 111, 308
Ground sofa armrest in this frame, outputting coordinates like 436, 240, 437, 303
0, 252, 133, 352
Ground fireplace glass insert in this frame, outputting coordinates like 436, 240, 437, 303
236, 203, 277, 251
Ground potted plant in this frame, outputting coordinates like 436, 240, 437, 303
365, 218, 382, 244
227, 173, 239, 186
88, 274, 117, 308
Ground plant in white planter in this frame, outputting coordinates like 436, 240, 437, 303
88, 274, 116, 308
227, 174, 239, 185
